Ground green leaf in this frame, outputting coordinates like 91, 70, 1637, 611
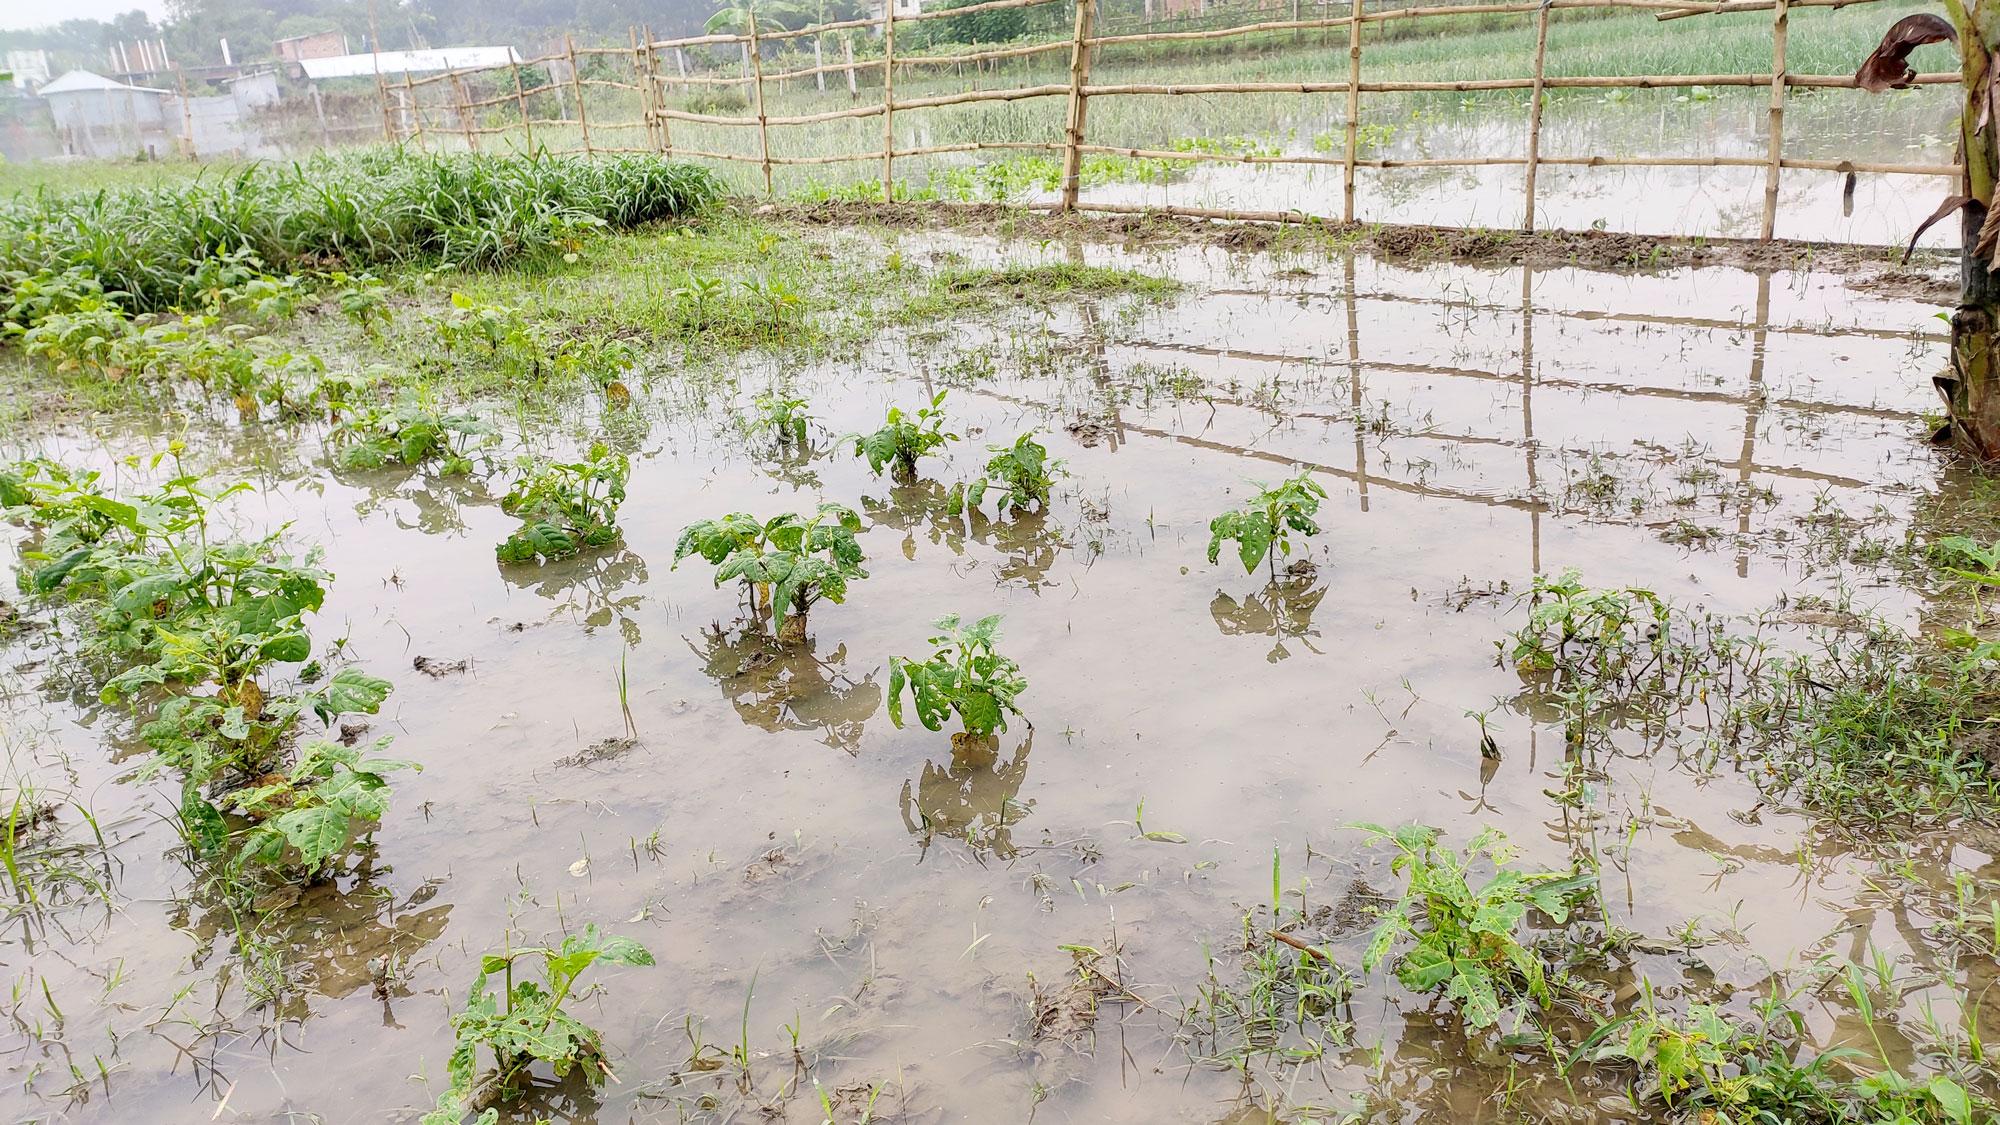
1929, 1076, 1972, 1124
271, 804, 350, 870
311, 668, 393, 723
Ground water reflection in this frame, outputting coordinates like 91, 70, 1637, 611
862, 478, 969, 559
172, 860, 451, 1024
498, 546, 649, 646
900, 731, 1035, 861
348, 474, 493, 538
1209, 564, 1328, 662
685, 621, 882, 754
969, 508, 1068, 590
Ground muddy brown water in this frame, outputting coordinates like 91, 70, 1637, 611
1, 232, 1988, 1123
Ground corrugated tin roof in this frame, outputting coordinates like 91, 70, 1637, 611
300, 47, 519, 80
38, 69, 169, 96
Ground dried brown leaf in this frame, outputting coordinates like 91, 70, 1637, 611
1855, 13, 1956, 93
1904, 194, 1971, 264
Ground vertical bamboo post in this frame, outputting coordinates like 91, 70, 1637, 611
404, 71, 426, 150
814, 38, 826, 91
1760, 0, 1789, 241
652, 28, 675, 154
676, 47, 689, 93
645, 25, 671, 154
451, 69, 478, 151
843, 37, 858, 97
1522, 2, 1550, 232
881, 4, 897, 198
567, 34, 593, 154
512, 60, 535, 151
630, 26, 647, 150
175, 67, 195, 156
1059, 0, 1097, 212
748, 6, 774, 194
1342, 0, 1362, 223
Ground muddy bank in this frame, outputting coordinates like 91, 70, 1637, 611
768, 198, 1957, 296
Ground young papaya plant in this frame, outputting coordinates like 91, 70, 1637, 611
888, 613, 1029, 738
1354, 823, 1595, 1034
965, 432, 1063, 515
711, 504, 867, 642
332, 396, 495, 475
226, 736, 416, 882
746, 390, 812, 448
496, 443, 630, 565
844, 391, 958, 478
1207, 473, 1328, 576
427, 925, 654, 1123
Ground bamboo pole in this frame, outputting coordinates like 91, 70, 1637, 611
512, 61, 535, 150
844, 37, 858, 95
1343, 0, 1362, 222
651, 26, 674, 153
1760, 0, 1788, 241
749, 5, 774, 194
676, 47, 689, 93
567, 34, 593, 153
1523, 1, 1550, 231
404, 71, 425, 149
451, 69, 479, 151
175, 67, 195, 156
1061, 0, 1098, 212
630, 27, 650, 151
815, 37, 827, 91
882, 2, 897, 199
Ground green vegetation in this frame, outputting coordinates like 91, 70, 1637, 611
964, 432, 1064, 515
675, 504, 868, 641
430, 926, 655, 1123
332, 395, 495, 474
888, 613, 1029, 738
845, 391, 960, 478
495, 444, 631, 564
746, 390, 813, 448
1207, 473, 1327, 575
0, 151, 719, 314
1355, 823, 1594, 1033
2, 449, 397, 884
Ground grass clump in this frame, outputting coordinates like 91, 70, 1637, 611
0, 150, 723, 314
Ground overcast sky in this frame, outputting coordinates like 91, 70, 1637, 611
0, 0, 169, 32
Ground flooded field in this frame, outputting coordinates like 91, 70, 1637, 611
4, 218, 1998, 1123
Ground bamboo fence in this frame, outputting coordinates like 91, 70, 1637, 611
374, 0, 1961, 240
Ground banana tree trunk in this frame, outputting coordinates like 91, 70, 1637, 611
1953, 202, 2000, 459
1950, 6, 2000, 459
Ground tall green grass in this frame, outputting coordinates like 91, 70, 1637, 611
0, 149, 723, 313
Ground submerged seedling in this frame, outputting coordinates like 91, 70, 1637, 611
496, 443, 630, 565
677, 504, 867, 641
844, 391, 958, 478
429, 925, 654, 1122
1207, 473, 1327, 576
964, 432, 1064, 515
888, 613, 1029, 738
